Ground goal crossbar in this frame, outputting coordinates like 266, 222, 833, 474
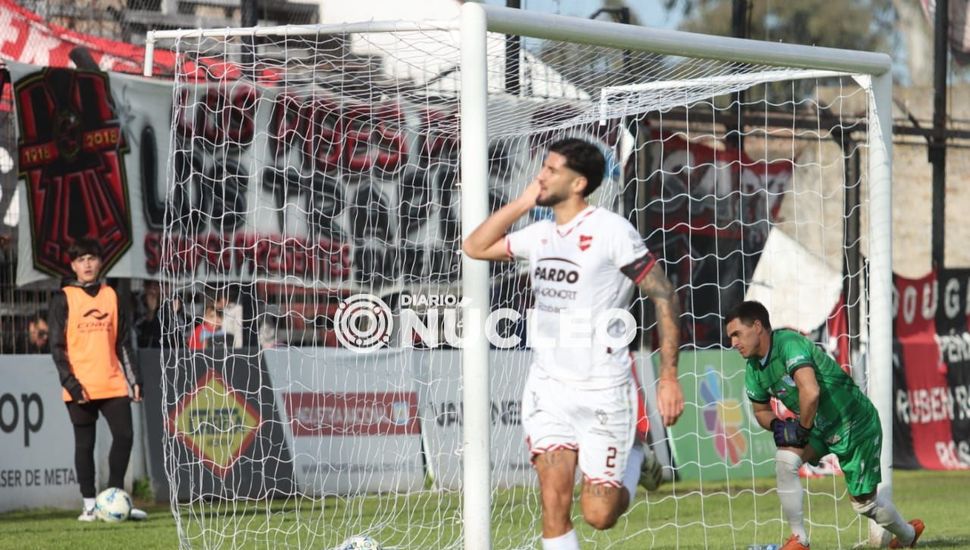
479, 4, 891, 76
144, 5, 891, 78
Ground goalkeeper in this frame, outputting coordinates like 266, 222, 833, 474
725, 300, 924, 550
464, 138, 683, 550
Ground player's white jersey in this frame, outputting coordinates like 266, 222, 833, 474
506, 206, 655, 390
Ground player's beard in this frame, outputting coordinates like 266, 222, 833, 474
535, 189, 565, 207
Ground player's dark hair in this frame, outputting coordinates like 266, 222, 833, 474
548, 138, 606, 197
725, 300, 772, 331
67, 237, 103, 261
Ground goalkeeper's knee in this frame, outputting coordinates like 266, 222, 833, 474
775, 449, 802, 481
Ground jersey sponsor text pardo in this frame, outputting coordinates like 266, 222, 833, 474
506, 206, 654, 389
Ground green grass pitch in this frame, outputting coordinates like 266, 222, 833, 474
1, 471, 965, 549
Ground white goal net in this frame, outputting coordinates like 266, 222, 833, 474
147, 4, 892, 549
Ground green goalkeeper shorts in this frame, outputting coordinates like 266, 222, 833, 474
808, 415, 883, 497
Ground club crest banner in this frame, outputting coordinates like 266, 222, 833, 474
11, 60, 627, 288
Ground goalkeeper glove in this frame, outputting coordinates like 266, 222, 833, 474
771, 418, 811, 448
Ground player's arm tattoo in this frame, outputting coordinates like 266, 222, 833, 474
637, 267, 681, 378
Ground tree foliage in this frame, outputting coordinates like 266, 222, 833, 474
667, 0, 895, 54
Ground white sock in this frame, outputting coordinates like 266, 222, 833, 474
542, 529, 580, 550
83, 497, 95, 511
622, 444, 645, 501
776, 449, 808, 545
852, 496, 915, 544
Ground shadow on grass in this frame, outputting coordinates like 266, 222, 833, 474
0, 508, 80, 523
0, 504, 171, 523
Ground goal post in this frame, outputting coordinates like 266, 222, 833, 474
144, 3, 894, 548
460, 5, 492, 550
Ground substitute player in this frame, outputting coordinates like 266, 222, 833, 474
725, 300, 924, 549
463, 138, 684, 550
49, 238, 147, 521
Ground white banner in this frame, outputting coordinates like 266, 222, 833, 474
416, 350, 535, 490
746, 228, 842, 334
10, 60, 627, 288
263, 348, 424, 495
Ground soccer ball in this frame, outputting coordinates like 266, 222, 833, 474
94, 487, 132, 522
336, 535, 383, 550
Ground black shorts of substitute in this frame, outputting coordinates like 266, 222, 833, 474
66, 397, 133, 499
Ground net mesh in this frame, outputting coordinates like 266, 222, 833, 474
157, 18, 876, 550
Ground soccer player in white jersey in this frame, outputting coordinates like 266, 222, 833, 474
463, 138, 684, 550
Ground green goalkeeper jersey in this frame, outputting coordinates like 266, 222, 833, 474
744, 329, 876, 445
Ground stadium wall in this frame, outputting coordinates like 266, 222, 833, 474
0, 356, 141, 512
3, 326, 967, 512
